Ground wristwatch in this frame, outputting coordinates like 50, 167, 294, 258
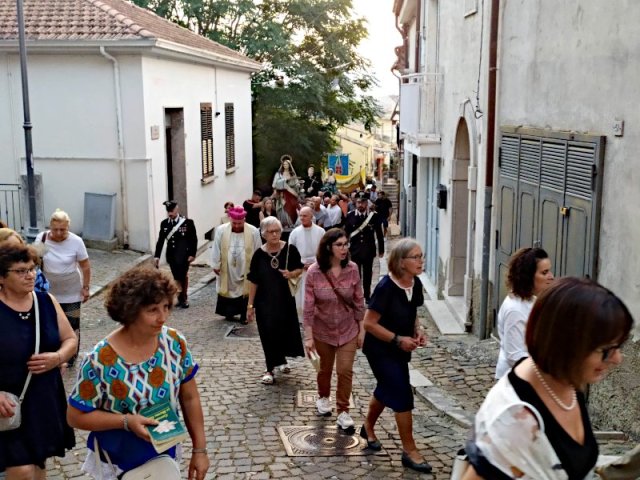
392, 334, 401, 346
247, 304, 254, 309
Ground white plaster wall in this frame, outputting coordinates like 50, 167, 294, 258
432, 0, 490, 281
141, 57, 255, 251
1, 53, 125, 236
498, 0, 640, 321
0, 53, 21, 183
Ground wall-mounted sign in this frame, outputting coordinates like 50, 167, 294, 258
150, 125, 160, 140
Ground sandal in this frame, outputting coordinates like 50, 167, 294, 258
279, 364, 291, 374
261, 371, 274, 384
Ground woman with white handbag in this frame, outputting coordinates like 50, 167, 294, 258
67, 267, 209, 480
0, 244, 77, 479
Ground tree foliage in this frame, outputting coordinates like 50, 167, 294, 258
134, 0, 381, 186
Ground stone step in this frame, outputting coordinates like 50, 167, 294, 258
425, 299, 465, 335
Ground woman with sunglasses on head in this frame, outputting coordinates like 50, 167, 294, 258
0, 244, 77, 479
36, 209, 91, 367
462, 277, 633, 480
495, 247, 554, 379
303, 228, 365, 432
361, 238, 431, 473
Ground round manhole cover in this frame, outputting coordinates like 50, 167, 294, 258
278, 426, 385, 456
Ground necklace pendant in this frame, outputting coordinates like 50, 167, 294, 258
18, 311, 31, 321
270, 256, 280, 269
232, 258, 237, 268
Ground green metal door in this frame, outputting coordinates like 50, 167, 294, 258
494, 127, 605, 330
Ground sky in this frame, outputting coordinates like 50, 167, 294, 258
352, 0, 402, 100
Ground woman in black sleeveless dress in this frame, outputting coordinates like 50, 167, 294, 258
0, 244, 77, 477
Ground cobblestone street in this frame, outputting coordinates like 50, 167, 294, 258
43, 258, 467, 479
31, 247, 633, 479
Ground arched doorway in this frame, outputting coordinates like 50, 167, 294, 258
447, 119, 470, 296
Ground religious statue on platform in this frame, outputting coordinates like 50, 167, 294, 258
323, 168, 338, 195
272, 155, 300, 229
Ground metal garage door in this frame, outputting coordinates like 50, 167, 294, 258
494, 127, 605, 325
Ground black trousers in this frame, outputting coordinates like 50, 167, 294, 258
354, 256, 374, 301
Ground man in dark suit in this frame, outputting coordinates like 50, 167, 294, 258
344, 193, 385, 302
154, 200, 198, 308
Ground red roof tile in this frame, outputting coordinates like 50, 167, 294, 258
0, 0, 260, 68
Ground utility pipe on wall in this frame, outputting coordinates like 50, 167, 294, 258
99, 46, 130, 248
478, 0, 500, 339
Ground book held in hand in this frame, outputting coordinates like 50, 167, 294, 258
140, 401, 188, 453
308, 350, 320, 372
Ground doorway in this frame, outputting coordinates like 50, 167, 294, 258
164, 108, 187, 215
448, 120, 470, 296
424, 157, 440, 284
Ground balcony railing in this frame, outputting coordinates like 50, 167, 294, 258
399, 72, 443, 137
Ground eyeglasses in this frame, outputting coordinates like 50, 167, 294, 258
334, 242, 350, 248
8, 267, 37, 278
265, 230, 281, 235
596, 342, 626, 362
404, 254, 425, 261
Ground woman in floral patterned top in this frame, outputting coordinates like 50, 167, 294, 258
67, 267, 209, 480
463, 277, 633, 480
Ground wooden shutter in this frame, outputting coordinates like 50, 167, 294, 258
200, 103, 214, 178
225, 103, 235, 170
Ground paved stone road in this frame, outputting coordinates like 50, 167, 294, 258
43, 261, 467, 479
22, 243, 633, 479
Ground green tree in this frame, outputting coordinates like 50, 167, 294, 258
134, 0, 381, 186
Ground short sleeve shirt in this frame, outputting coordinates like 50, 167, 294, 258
69, 327, 198, 414
362, 275, 424, 362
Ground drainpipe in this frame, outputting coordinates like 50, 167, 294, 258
99, 46, 130, 248
478, 0, 500, 339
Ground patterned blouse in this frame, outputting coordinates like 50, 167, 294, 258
69, 326, 198, 414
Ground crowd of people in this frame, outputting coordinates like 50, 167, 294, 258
0, 157, 636, 479
0, 212, 209, 479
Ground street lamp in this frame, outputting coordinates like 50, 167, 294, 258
16, 0, 38, 241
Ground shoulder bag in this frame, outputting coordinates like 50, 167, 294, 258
285, 243, 301, 296
94, 330, 182, 480
0, 291, 40, 431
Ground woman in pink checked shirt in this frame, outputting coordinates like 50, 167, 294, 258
303, 228, 365, 432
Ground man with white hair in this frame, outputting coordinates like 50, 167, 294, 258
288, 206, 325, 315
211, 206, 262, 323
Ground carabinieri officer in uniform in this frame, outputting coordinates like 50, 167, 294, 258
344, 192, 385, 302
154, 200, 198, 308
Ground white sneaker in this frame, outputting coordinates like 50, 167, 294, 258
336, 411, 354, 430
316, 396, 332, 415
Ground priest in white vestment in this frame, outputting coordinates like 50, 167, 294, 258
211, 206, 262, 323
288, 206, 325, 315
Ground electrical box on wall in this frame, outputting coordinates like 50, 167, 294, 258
436, 184, 448, 210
